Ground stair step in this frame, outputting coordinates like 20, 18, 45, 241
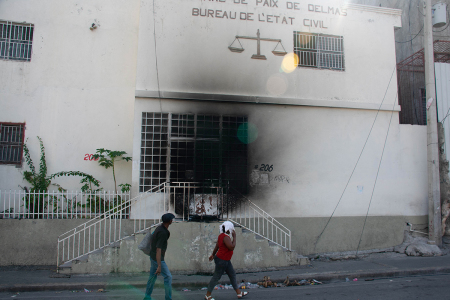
268, 241, 278, 246
107, 241, 121, 248
74, 254, 89, 262
90, 248, 104, 255
59, 261, 72, 268
297, 255, 310, 265
255, 234, 266, 240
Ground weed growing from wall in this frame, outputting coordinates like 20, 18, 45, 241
21, 136, 101, 218
92, 148, 131, 193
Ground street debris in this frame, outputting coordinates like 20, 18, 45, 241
181, 288, 191, 292
97, 289, 105, 292
394, 231, 442, 257
281, 276, 322, 286
239, 282, 260, 289
258, 276, 278, 288
353, 278, 358, 282
201, 276, 325, 292
208, 282, 261, 291
84, 288, 90, 293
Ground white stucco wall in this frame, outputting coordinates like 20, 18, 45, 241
135, 1, 401, 109
132, 97, 428, 219
0, 0, 430, 254
0, 0, 140, 191
132, 0, 427, 221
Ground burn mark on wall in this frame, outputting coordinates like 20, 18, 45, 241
140, 112, 251, 218
251, 170, 290, 186
250, 170, 270, 186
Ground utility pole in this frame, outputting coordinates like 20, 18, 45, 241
424, 0, 442, 246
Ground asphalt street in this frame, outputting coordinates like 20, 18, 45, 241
1, 273, 450, 300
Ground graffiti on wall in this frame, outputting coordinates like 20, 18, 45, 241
83, 154, 100, 161
250, 165, 290, 186
274, 175, 289, 183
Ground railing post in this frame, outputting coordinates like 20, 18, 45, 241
56, 238, 60, 273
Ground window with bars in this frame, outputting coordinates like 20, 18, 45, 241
140, 113, 248, 194
294, 32, 344, 71
0, 21, 34, 61
0, 123, 25, 165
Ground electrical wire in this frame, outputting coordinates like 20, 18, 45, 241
355, 92, 398, 256
418, 3, 425, 17
152, 0, 163, 113
314, 66, 397, 251
440, 106, 450, 123
395, 24, 424, 43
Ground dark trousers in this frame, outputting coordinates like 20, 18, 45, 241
207, 256, 238, 293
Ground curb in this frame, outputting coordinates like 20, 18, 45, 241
1, 267, 450, 293
265, 266, 450, 283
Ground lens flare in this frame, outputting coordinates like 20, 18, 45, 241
237, 122, 258, 144
266, 73, 288, 96
280, 52, 299, 73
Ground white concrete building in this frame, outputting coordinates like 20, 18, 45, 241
0, 0, 429, 258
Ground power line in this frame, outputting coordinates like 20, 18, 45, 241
356, 92, 398, 256
314, 66, 397, 251
396, 24, 423, 43
153, 0, 163, 113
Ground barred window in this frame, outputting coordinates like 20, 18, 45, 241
0, 21, 34, 61
140, 113, 248, 194
294, 32, 344, 71
0, 123, 25, 165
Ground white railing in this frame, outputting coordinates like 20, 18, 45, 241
224, 189, 291, 250
57, 183, 170, 269
56, 182, 292, 269
0, 190, 130, 219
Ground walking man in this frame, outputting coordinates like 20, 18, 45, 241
144, 213, 175, 300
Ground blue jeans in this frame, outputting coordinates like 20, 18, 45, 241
207, 256, 238, 293
144, 258, 172, 300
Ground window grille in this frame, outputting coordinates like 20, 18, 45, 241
140, 113, 248, 193
0, 123, 25, 165
294, 32, 344, 71
0, 21, 34, 61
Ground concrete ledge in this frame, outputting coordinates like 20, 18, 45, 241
135, 91, 400, 112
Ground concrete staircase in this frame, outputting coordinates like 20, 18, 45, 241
59, 221, 309, 274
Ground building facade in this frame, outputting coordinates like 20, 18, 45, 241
0, 0, 429, 257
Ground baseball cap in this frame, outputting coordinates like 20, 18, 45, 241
161, 213, 175, 223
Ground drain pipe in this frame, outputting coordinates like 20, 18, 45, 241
406, 222, 428, 235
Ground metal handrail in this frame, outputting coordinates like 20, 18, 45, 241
57, 184, 165, 240
225, 188, 291, 250
57, 183, 167, 269
56, 182, 292, 270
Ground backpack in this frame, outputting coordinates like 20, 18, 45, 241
138, 229, 154, 256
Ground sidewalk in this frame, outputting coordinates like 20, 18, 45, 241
1, 251, 450, 293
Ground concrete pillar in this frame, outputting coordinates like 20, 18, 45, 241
424, 0, 442, 246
